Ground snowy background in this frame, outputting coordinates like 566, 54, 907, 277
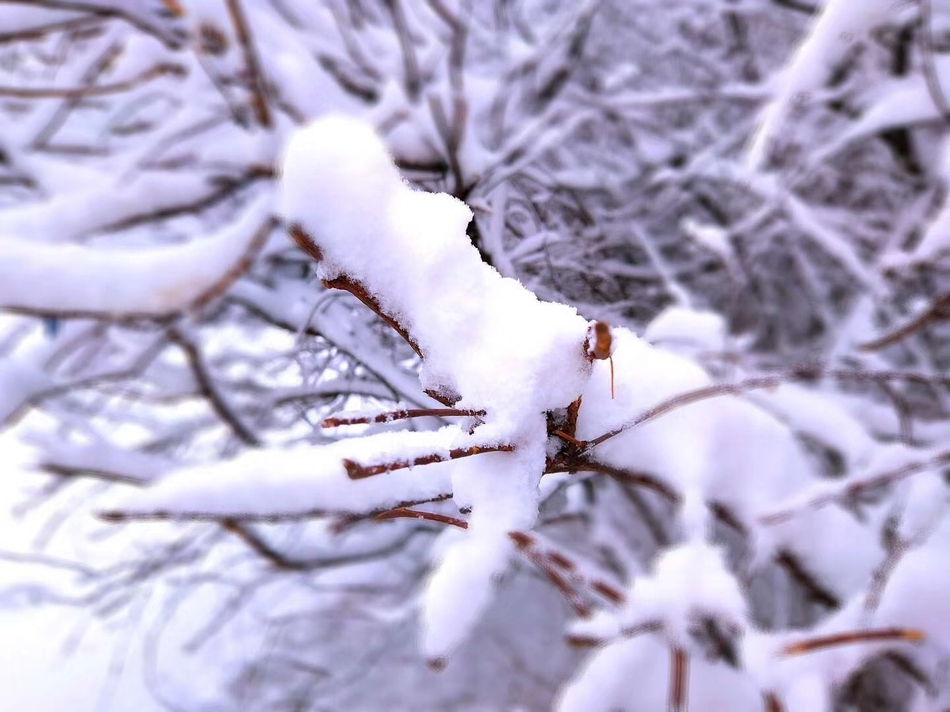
2, 0, 950, 710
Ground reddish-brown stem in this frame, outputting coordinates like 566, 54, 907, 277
668, 646, 689, 712
547, 551, 575, 571
344, 443, 515, 480
527, 533, 627, 605
553, 430, 584, 447
224, 0, 272, 128
323, 275, 424, 359
508, 532, 591, 618
590, 580, 626, 605
781, 628, 925, 656
376, 507, 468, 529
860, 294, 950, 351
101, 494, 454, 525
559, 460, 680, 504
288, 223, 429, 363
323, 408, 484, 427
288, 223, 323, 261
566, 620, 663, 648
763, 692, 785, 712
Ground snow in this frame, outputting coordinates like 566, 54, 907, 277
278, 115, 592, 432
746, 0, 896, 170
556, 634, 761, 712
643, 305, 726, 353
421, 524, 512, 661
748, 383, 875, 472
0, 356, 49, 424
110, 429, 462, 519
640, 542, 747, 639
0, 194, 272, 316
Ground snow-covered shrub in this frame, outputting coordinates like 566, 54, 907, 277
2, 1, 950, 710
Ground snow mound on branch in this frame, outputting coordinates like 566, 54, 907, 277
277, 115, 598, 660
575, 328, 881, 586
278, 114, 592, 431
0, 194, 272, 317
109, 428, 467, 518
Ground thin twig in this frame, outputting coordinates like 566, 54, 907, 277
781, 628, 925, 656
509, 531, 591, 617
0, 64, 185, 98
762, 450, 950, 526
344, 443, 515, 479
323, 407, 483, 427
99, 495, 454, 524
860, 293, 950, 351
224, 0, 272, 127
586, 366, 950, 451
668, 646, 689, 712
375, 507, 468, 528
167, 325, 260, 446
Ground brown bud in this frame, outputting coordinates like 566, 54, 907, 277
586, 321, 613, 361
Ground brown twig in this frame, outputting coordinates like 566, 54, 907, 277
323, 275, 424, 359
775, 550, 840, 608
31, 40, 124, 149
192, 215, 277, 310
763, 691, 786, 712
323, 407, 484, 427
288, 223, 427, 361
781, 628, 925, 656
167, 325, 260, 446
7, 1, 186, 49
100, 494, 454, 524
566, 619, 663, 648
224, 0, 272, 127
547, 459, 680, 504
509, 531, 591, 617
860, 293, 950, 351
221, 518, 427, 571
668, 646, 690, 712
517, 530, 627, 605
585, 366, 950, 452
375, 507, 468, 528
344, 443, 515, 479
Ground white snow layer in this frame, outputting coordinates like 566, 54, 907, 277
111, 429, 460, 518
0, 194, 271, 316
277, 115, 592, 432
278, 114, 599, 659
